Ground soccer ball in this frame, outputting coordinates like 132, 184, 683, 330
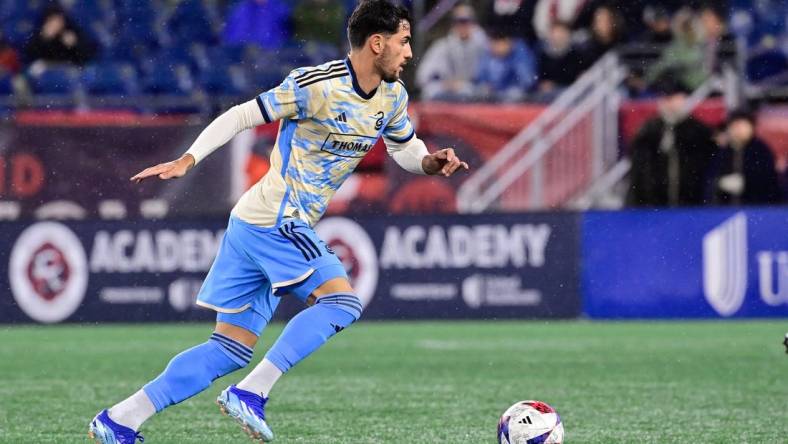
497, 400, 563, 444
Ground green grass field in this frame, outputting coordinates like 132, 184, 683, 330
0, 321, 786, 443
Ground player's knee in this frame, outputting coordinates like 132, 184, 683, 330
316, 293, 363, 323
209, 332, 254, 369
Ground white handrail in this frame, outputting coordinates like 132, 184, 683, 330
458, 54, 616, 197
457, 52, 626, 213
470, 79, 622, 211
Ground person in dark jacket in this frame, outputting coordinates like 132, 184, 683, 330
25, 6, 96, 66
580, 4, 624, 68
706, 109, 782, 205
627, 78, 717, 206
536, 21, 584, 97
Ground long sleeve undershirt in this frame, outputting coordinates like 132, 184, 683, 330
185, 99, 429, 174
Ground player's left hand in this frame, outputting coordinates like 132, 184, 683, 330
423, 148, 469, 177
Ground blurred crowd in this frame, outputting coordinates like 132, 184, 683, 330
0, 0, 785, 108
418, 0, 788, 102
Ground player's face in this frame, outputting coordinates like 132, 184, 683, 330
376, 20, 412, 82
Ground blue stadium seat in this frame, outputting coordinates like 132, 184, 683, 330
68, 1, 109, 25
274, 46, 313, 70
27, 65, 78, 95
0, 73, 13, 95
154, 45, 198, 72
2, 17, 35, 49
166, 0, 216, 46
81, 62, 138, 96
117, 20, 160, 50
304, 42, 342, 66
199, 45, 246, 69
249, 67, 286, 92
0, 0, 44, 23
140, 62, 193, 95
200, 64, 246, 95
747, 50, 788, 83
114, 0, 156, 21
217, 45, 247, 65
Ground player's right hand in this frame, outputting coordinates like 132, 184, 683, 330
130, 154, 195, 183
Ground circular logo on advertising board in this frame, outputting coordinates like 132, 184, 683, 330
9, 222, 88, 323
315, 217, 378, 307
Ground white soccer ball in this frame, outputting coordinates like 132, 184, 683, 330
497, 400, 564, 444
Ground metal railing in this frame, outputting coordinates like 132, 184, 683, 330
456, 53, 627, 213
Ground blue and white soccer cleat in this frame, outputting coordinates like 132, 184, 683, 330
217, 385, 275, 442
88, 410, 144, 444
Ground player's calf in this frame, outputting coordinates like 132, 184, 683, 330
91, 331, 254, 441
219, 293, 363, 441
265, 292, 362, 372
143, 332, 254, 411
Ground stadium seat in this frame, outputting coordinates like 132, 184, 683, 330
249, 67, 286, 91
67, 1, 109, 25
140, 62, 193, 96
303, 42, 342, 66
747, 50, 788, 83
196, 45, 246, 70
2, 17, 35, 49
81, 62, 138, 96
27, 65, 78, 95
166, 0, 217, 46
199, 64, 246, 95
154, 45, 199, 73
0, 0, 44, 22
274, 45, 313, 70
0, 73, 13, 95
114, 0, 156, 21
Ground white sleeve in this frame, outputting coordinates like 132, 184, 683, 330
185, 99, 266, 165
384, 135, 430, 175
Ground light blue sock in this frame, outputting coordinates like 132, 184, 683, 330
143, 333, 253, 412
265, 293, 362, 373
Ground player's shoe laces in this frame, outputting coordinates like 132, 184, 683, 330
217, 385, 275, 442
88, 410, 144, 444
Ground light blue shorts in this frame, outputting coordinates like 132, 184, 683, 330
196, 215, 347, 336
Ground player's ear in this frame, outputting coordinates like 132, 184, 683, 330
369, 34, 385, 55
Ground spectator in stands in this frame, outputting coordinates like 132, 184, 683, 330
627, 78, 717, 206
532, 0, 587, 42
646, 8, 706, 90
293, 0, 347, 47
25, 6, 96, 66
483, 0, 538, 44
706, 109, 782, 204
222, 0, 291, 50
416, 3, 488, 101
698, 5, 736, 75
474, 28, 537, 102
536, 21, 584, 98
640, 5, 673, 46
580, 4, 623, 68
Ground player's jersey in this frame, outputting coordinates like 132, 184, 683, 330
233, 58, 414, 227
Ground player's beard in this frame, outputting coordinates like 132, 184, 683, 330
375, 46, 401, 83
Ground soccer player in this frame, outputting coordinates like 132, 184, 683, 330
88, 1, 468, 443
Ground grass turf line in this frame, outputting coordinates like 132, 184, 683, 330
0, 321, 785, 443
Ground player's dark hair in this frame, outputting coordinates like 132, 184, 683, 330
347, 0, 412, 49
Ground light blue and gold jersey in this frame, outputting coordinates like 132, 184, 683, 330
232, 58, 414, 227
